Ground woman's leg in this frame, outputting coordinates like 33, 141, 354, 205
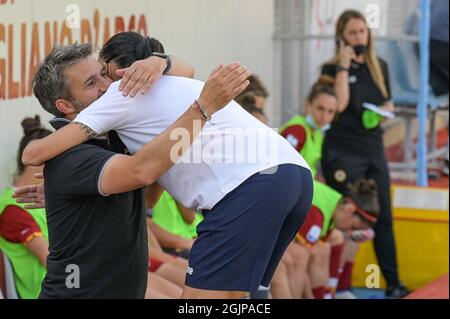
336, 239, 359, 298
308, 242, 331, 299
327, 229, 344, 297
270, 255, 294, 299
146, 290, 171, 299
156, 263, 186, 288
303, 273, 314, 299
368, 153, 404, 295
286, 242, 311, 298
146, 272, 183, 299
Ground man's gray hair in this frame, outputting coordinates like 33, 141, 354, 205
32, 42, 93, 117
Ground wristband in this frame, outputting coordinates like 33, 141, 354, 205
336, 65, 350, 73
152, 52, 172, 75
193, 100, 215, 125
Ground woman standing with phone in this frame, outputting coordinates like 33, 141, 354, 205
320, 10, 408, 299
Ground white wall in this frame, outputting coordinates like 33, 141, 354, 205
0, 0, 274, 189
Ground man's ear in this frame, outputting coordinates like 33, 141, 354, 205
55, 99, 76, 115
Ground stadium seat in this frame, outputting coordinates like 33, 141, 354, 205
376, 39, 449, 170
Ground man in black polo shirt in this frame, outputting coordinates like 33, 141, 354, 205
41, 118, 148, 298
24, 44, 250, 298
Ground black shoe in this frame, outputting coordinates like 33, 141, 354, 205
385, 283, 410, 299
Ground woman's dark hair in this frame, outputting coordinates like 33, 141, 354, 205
307, 75, 336, 103
342, 179, 380, 224
236, 92, 257, 108
241, 99, 265, 117
99, 32, 165, 69
16, 115, 52, 175
245, 75, 269, 98
235, 74, 269, 105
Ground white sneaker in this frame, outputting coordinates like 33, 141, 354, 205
335, 290, 357, 299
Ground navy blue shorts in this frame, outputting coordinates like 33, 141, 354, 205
185, 164, 313, 292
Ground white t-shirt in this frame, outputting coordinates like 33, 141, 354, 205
74, 76, 309, 210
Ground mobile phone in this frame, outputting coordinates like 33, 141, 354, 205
335, 36, 346, 48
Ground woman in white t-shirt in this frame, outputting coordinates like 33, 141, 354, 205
23, 32, 313, 299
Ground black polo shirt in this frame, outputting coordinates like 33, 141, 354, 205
39, 119, 147, 299
321, 57, 391, 155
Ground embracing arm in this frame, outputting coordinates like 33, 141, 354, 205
24, 62, 250, 195
117, 55, 195, 97
168, 56, 195, 78
99, 62, 251, 195
99, 104, 206, 194
21, 122, 95, 166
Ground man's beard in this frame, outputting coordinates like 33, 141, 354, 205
70, 90, 106, 114
70, 98, 88, 114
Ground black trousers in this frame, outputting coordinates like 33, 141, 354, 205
430, 39, 449, 96
321, 146, 400, 287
